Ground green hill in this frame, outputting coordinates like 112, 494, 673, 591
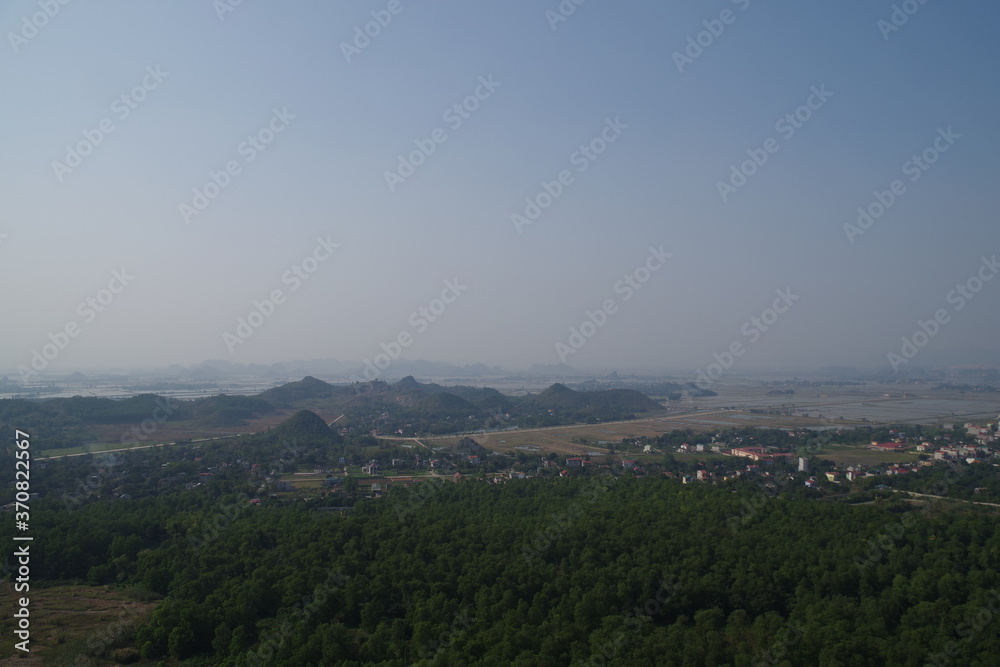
527, 384, 663, 420
44, 394, 186, 424
190, 394, 273, 419
198, 407, 255, 428
267, 409, 342, 444
415, 392, 482, 418
532, 383, 582, 409
258, 376, 337, 406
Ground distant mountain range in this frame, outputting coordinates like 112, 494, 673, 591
146, 358, 506, 380
0, 375, 673, 449
257, 375, 664, 417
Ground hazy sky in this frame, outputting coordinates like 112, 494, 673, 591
2, 0, 998, 376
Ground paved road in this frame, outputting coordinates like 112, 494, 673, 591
376, 409, 736, 443
893, 489, 1000, 508
38, 434, 248, 460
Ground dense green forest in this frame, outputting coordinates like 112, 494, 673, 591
4, 473, 1000, 665
2, 397, 997, 665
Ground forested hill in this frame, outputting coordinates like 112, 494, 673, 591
8, 477, 1000, 664
530, 382, 663, 412
0, 376, 672, 448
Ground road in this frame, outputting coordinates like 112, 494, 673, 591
38, 434, 248, 460
893, 489, 1000, 509
376, 409, 737, 443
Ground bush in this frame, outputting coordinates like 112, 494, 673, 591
112, 646, 141, 663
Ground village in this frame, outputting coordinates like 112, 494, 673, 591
250, 419, 1000, 503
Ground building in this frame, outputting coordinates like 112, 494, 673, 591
798, 457, 810, 473
869, 443, 907, 452
731, 447, 768, 461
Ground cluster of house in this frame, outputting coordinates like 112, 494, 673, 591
554, 456, 644, 477
729, 447, 796, 464
674, 420, 1000, 488
674, 460, 783, 485
806, 464, 921, 488
869, 430, 997, 464
966, 422, 1000, 446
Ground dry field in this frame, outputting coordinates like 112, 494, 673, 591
0, 583, 156, 665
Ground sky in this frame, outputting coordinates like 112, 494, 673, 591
2, 0, 999, 378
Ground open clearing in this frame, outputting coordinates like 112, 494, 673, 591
0, 584, 157, 664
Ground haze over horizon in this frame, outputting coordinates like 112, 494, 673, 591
3, 1, 999, 378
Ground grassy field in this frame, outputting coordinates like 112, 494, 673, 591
814, 442, 922, 466
0, 583, 157, 665
402, 409, 855, 456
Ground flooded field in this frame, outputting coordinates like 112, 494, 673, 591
689, 380, 998, 425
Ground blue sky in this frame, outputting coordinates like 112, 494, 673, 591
1, 0, 998, 376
